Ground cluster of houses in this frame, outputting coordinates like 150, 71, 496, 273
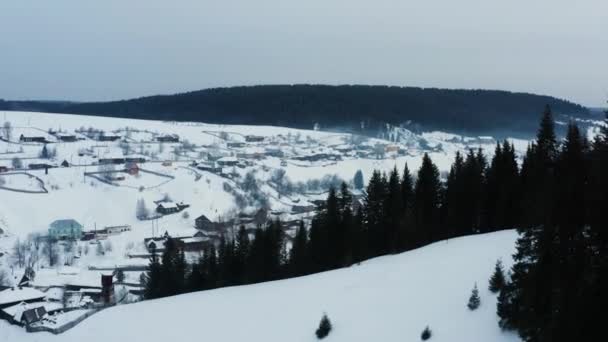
0, 272, 115, 327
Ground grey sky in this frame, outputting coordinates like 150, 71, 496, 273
1, 0, 606, 106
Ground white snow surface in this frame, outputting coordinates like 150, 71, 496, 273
1, 230, 520, 342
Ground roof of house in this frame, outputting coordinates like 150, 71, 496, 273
157, 202, 178, 209
217, 156, 238, 163
195, 214, 212, 223
2, 301, 61, 322
0, 287, 46, 306
49, 219, 83, 230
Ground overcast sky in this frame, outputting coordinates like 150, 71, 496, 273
1, 0, 606, 106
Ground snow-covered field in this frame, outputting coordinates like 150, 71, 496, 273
1, 230, 521, 342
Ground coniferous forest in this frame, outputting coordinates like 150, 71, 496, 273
143, 105, 607, 341
1, 85, 588, 136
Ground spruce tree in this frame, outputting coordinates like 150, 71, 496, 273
143, 246, 162, 299
385, 166, 403, 253
467, 283, 481, 310
489, 259, 506, 293
315, 313, 332, 339
413, 153, 441, 244
233, 225, 250, 284
401, 163, 413, 212
289, 221, 309, 276
364, 170, 388, 256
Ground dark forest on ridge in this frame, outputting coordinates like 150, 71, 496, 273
1, 85, 588, 136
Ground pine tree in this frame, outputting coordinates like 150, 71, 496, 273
289, 221, 309, 276
315, 313, 332, 339
489, 259, 506, 293
413, 153, 441, 244
233, 225, 250, 284
143, 245, 162, 299
467, 283, 481, 310
401, 163, 413, 212
115, 269, 125, 283
385, 166, 403, 253
364, 170, 388, 256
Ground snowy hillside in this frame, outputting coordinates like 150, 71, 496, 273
1, 230, 521, 342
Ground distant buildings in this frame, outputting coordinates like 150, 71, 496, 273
19, 135, 48, 143
245, 135, 265, 143
48, 219, 83, 240
156, 135, 179, 143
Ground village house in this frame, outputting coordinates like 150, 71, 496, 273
57, 134, 77, 142
227, 142, 246, 148
264, 147, 284, 158
216, 156, 238, 167
98, 157, 126, 165
104, 225, 131, 235
0, 287, 46, 310
156, 202, 190, 215
97, 134, 121, 142
156, 135, 179, 143
195, 162, 222, 173
28, 163, 55, 170
125, 161, 139, 175
0, 301, 63, 326
245, 135, 265, 143
19, 135, 48, 143
48, 219, 83, 240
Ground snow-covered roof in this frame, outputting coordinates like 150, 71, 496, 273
0, 287, 46, 305
158, 201, 178, 209
2, 301, 62, 322
217, 156, 237, 163
50, 219, 83, 230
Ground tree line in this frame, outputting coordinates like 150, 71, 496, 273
3, 85, 588, 136
143, 105, 606, 341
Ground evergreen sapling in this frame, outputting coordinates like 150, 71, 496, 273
421, 326, 432, 340
315, 313, 332, 339
468, 283, 481, 310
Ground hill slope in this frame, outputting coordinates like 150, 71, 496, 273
2, 85, 588, 136
2, 230, 521, 342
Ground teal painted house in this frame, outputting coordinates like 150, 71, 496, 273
48, 219, 83, 240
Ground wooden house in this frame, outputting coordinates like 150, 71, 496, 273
156, 202, 189, 215
19, 135, 47, 143
245, 135, 265, 142
125, 161, 139, 175
156, 135, 179, 143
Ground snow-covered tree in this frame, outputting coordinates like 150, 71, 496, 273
3, 121, 12, 140
136, 198, 150, 220
353, 169, 364, 190
467, 283, 481, 310
0, 269, 10, 287
96, 241, 105, 256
